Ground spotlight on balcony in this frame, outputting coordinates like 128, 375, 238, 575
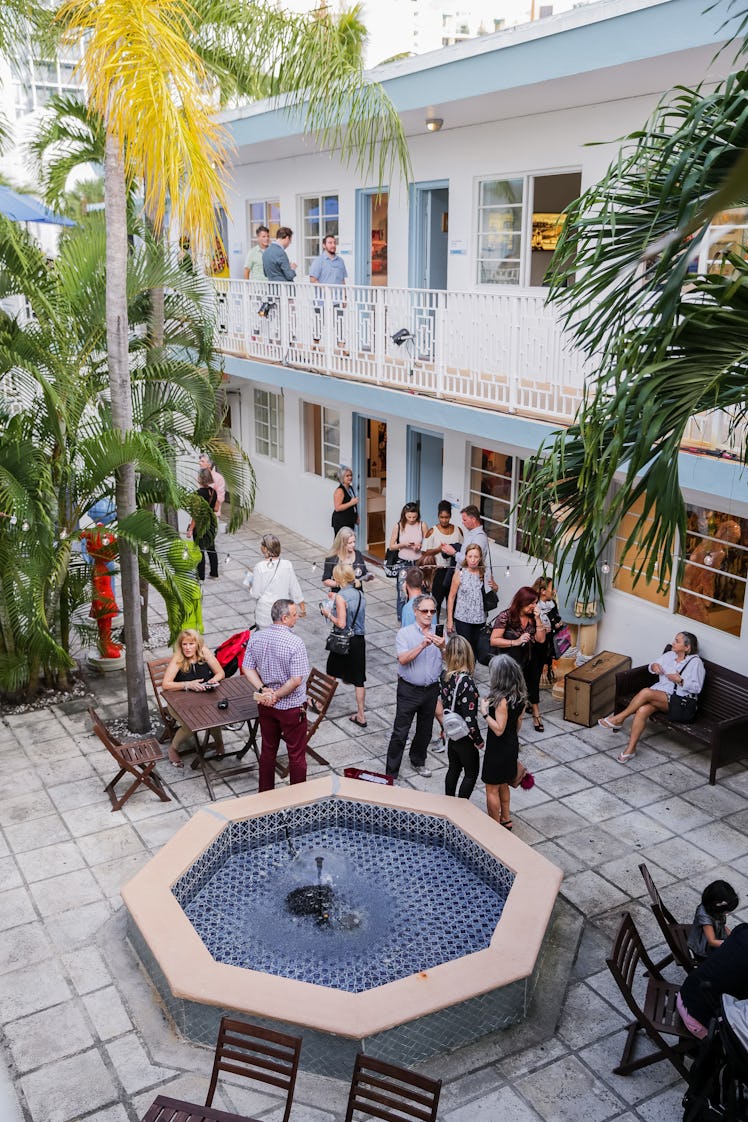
391, 328, 414, 346
258, 299, 276, 318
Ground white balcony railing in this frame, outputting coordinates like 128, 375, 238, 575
213, 279, 741, 452
214, 279, 594, 423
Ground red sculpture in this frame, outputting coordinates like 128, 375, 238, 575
81, 525, 123, 659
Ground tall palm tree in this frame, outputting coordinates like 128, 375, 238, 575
0, 212, 254, 700
521, 43, 748, 606
54, 0, 410, 730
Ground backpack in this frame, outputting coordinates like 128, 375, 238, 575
214, 629, 251, 678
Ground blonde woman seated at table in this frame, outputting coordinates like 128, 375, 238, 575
598, 630, 705, 762
161, 629, 225, 767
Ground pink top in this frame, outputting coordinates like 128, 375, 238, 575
397, 521, 425, 562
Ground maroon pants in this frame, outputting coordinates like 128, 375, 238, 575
257, 704, 308, 792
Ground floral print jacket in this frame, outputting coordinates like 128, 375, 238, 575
439, 672, 484, 749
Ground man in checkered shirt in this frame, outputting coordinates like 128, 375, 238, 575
242, 599, 310, 791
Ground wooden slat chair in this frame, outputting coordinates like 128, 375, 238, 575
275, 667, 338, 778
606, 912, 698, 1080
344, 1054, 442, 1122
639, 863, 698, 974
147, 657, 178, 744
88, 707, 171, 812
205, 1016, 301, 1122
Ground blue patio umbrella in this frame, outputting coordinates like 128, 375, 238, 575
0, 184, 75, 226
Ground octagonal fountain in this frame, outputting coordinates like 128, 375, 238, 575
123, 777, 562, 1075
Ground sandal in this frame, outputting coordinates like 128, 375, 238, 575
500, 819, 514, 831
169, 757, 184, 768
533, 718, 545, 732
598, 716, 621, 731
349, 716, 367, 728
617, 751, 637, 763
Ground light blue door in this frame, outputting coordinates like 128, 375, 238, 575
406, 428, 443, 525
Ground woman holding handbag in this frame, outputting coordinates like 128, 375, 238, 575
321, 563, 367, 727
598, 631, 704, 762
490, 586, 547, 731
245, 534, 306, 629
480, 654, 528, 830
439, 635, 483, 799
186, 468, 219, 581
388, 502, 429, 622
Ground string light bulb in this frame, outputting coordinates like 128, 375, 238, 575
141, 543, 150, 554
9, 515, 17, 526
21, 520, 30, 532
601, 560, 611, 575
504, 565, 511, 579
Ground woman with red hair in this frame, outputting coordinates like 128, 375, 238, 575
489, 586, 547, 731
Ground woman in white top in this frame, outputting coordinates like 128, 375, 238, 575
598, 631, 705, 762
421, 500, 463, 621
245, 534, 306, 629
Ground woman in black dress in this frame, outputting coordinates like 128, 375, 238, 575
480, 654, 527, 830
440, 635, 484, 799
187, 467, 218, 580
331, 465, 359, 534
321, 563, 367, 726
489, 586, 547, 731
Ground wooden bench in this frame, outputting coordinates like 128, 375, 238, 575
614, 659, 748, 785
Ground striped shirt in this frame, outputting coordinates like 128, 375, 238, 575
242, 625, 310, 709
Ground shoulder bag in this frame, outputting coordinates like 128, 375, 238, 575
325, 592, 362, 655
667, 657, 699, 723
553, 624, 572, 659
482, 546, 498, 613
384, 527, 402, 578
442, 674, 470, 741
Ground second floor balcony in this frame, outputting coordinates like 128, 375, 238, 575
214, 279, 738, 455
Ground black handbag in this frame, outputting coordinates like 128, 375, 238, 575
384, 548, 401, 578
325, 591, 362, 655
476, 624, 494, 666
482, 548, 498, 612
668, 692, 698, 723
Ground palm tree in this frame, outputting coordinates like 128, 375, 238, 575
521, 45, 748, 606
0, 212, 254, 700
54, 0, 410, 731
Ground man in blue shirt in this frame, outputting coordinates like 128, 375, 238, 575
385, 594, 445, 779
310, 235, 347, 287
263, 227, 296, 282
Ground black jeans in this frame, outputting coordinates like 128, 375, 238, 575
386, 679, 439, 776
454, 618, 484, 658
445, 736, 480, 799
197, 536, 218, 580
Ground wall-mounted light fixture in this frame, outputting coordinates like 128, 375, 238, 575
391, 328, 414, 346
425, 117, 443, 132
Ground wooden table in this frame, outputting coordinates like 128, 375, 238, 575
164, 675, 259, 800
141, 1093, 260, 1122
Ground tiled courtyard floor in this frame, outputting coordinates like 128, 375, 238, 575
1, 514, 746, 1122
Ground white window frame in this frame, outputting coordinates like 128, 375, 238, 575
246, 198, 280, 249
300, 193, 340, 276
253, 387, 284, 461
303, 401, 340, 480
467, 444, 550, 559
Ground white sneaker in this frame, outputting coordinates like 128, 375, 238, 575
411, 764, 433, 778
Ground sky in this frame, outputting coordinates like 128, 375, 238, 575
285, 0, 583, 69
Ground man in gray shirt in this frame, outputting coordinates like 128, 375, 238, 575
263, 227, 296, 282
385, 594, 445, 779
441, 504, 491, 567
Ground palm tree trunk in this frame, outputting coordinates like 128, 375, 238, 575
105, 131, 149, 732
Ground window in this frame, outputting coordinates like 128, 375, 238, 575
613, 498, 747, 637
696, 208, 748, 276
468, 446, 551, 559
303, 402, 340, 480
476, 172, 581, 286
247, 199, 280, 245
301, 195, 340, 275
253, 389, 283, 460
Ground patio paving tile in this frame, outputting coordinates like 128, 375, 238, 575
19, 1048, 117, 1122
5, 1001, 94, 1073
515, 1055, 624, 1122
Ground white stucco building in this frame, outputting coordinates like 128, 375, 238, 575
213, 0, 746, 670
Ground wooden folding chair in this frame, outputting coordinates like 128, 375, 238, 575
639, 863, 698, 973
88, 707, 171, 812
275, 667, 338, 778
147, 657, 178, 744
606, 912, 698, 1079
344, 1053, 442, 1122
205, 1016, 302, 1122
